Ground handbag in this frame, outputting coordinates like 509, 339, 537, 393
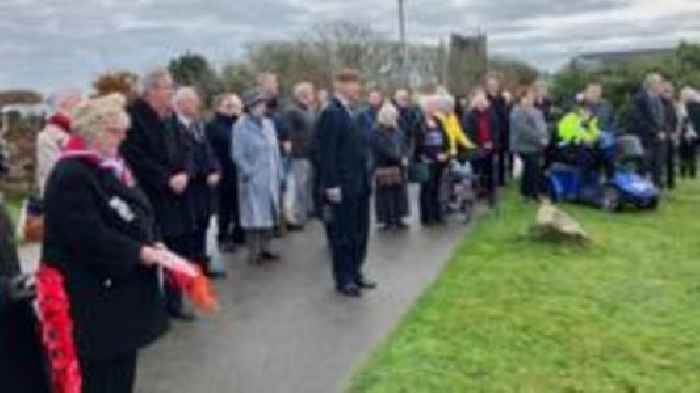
375, 166, 403, 187
408, 162, 430, 184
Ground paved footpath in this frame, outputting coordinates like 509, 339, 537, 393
20, 191, 472, 393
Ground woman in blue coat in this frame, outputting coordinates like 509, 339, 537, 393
232, 91, 283, 265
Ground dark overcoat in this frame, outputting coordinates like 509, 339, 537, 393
41, 158, 169, 361
121, 99, 194, 238
172, 116, 220, 228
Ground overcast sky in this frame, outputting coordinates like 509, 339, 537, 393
2, 0, 700, 94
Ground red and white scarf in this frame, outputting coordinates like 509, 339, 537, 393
60, 136, 134, 187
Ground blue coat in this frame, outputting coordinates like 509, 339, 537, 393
232, 115, 282, 229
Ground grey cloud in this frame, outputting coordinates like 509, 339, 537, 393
0, 0, 698, 94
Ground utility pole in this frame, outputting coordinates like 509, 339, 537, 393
398, 0, 408, 85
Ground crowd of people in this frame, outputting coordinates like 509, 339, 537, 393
1, 64, 699, 393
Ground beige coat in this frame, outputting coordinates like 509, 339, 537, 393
35, 124, 69, 197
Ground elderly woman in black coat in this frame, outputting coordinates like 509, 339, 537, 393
38, 94, 173, 393
416, 95, 450, 225
371, 102, 410, 230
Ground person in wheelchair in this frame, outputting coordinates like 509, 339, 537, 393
555, 103, 615, 182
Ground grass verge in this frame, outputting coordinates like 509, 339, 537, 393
348, 180, 700, 393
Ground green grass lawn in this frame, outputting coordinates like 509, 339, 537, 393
348, 180, 700, 393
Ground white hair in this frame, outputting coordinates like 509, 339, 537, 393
643, 73, 663, 91
172, 86, 199, 107
377, 101, 399, 128
293, 82, 313, 100
681, 87, 700, 104
439, 95, 455, 112
420, 94, 441, 113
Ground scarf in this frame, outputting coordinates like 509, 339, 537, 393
61, 136, 133, 186
48, 112, 72, 133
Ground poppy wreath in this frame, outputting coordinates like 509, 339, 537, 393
35, 264, 82, 393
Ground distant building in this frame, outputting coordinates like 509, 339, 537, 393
569, 48, 675, 72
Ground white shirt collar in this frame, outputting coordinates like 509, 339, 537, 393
335, 94, 352, 113
177, 113, 192, 128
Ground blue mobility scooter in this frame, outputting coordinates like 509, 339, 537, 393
546, 132, 660, 212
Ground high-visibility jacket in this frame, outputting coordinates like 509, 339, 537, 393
557, 110, 600, 144
437, 112, 475, 156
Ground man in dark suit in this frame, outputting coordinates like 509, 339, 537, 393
121, 68, 196, 320
317, 69, 376, 298
631, 73, 667, 188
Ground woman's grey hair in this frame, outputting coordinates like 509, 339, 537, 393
439, 95, 455, 112
140, 67, 171, 96
420, 94, 440, 113
376, 101, 399, 128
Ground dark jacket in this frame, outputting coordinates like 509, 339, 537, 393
358, 106, 380, 134
268, 98, 291, 145
631, 90, 666, 145
462, 108, 501, 150
487, 93, 510, 150
206, 113, 238, 182
587, 100, 617, 134
284, 101, 316, 159
1, 202, 51, 393
317, 97, 372, 198
172, 116, 220, 227
41, 158, 169, 361
661, 97, 678, 135
396, 104, 423, 156
371, 126, 407, 168
121, 99, 194, 238
415, 117, 450, 161
535, 97, 555, 125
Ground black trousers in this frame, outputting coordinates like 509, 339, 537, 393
519, 152, 544, 199
497, 149, 512, 187
680, 143, 697, 178
163, 234, 193, 314
472, 152, 496, 202
326, 193, 370, 289
82, 352, 138, 393
666, 141, 676, 189
642, 140, 668, 189
217, 180, 245, 244
419, 163, 445, 224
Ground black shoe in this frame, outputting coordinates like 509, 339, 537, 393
260, 251, 280, 262
337, 284, 362, 298
219, 241, 237, 253
169, 310, 196, 322
287, 224, 304, 231
206, 270, 228, 280
356, 278, 377, 290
